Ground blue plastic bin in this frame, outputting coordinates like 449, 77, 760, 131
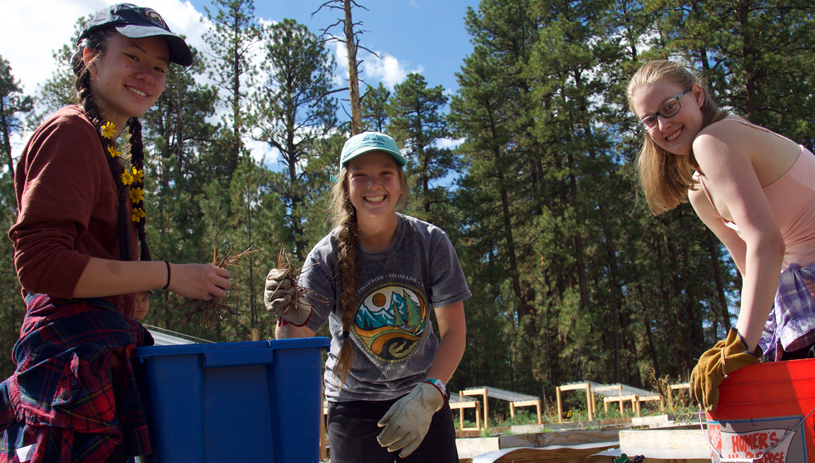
134, 337, 330, 463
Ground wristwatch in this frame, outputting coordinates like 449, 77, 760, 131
424, 378, 448, 400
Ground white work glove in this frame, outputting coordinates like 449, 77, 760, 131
264, 268, 311, 326
377, 382, 444, 458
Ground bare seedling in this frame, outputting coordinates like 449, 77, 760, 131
275, 247, 327, 311
181, 244, 259, 327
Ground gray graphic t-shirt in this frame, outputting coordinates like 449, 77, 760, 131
300, 213, 471, 402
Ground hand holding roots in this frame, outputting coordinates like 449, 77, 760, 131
183, 245, 257, 327
264, 249, 312, 326
265, 268, 295, 311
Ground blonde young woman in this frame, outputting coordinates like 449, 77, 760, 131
265, 132, 469, 463
0, 5, 229, 462
628, 60, 815, 410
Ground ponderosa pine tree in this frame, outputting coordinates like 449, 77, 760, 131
361, 82, 390, 132
253, 18, 338, 260
202, 0, 260, 185
0, 56, 31, 178
388, 73, 458, 226
449, 0, 544, 396
0, 56, 29, 378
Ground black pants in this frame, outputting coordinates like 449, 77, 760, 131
327, 398, 458, 463
780, 342, 815, 360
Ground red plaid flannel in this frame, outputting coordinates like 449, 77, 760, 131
0, 294, 153, 463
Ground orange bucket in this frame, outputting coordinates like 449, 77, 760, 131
705, 358, 815, 462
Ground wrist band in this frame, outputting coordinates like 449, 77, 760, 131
162, 261, 171, 290
424, 378, 447, 400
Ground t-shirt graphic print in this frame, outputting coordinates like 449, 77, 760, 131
355, 281, 428, 363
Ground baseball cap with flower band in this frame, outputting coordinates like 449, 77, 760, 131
79, 3, 192, 67
340, 132, 406, 169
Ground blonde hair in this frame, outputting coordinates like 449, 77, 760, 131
328, 160, 408, 385
627, 60, 728, 215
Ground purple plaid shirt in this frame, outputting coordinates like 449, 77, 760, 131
759, 262, 815, 360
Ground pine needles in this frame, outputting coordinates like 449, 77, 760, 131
276, 246, 327, 313
181, 244, 259, 327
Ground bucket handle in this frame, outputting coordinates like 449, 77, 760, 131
204, 341, 277, 368
699, 404, 815, 462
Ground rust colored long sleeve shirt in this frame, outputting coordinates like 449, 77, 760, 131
8, 105, 137, 316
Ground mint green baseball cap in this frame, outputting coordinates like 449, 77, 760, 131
340, 132, 406, 168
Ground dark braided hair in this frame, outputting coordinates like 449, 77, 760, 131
126, 116, 151, 261
329, 162, 408, 386
71, 27, 151, 262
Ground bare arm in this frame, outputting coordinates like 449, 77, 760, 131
275, 322, 316, 339
74, 257, 231, 300
688, 187, 747, 275
425, 301, 466, 384
692, 130, 785, 351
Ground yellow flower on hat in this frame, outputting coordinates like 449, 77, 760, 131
130, 187, 144, 204
121, 169, 134, 186
131, 166, 144, 183
131, 207, 145, 222
107, 146, 121, 158
101, 122, 116, 139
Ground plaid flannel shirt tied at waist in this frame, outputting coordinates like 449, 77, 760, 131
0, 294, 153, 462
759, 262, 815, 361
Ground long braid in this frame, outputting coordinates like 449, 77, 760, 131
126, 117, 151, 261
335, 201, 359, 386
330, 169, 359, 386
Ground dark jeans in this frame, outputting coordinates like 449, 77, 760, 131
327, 398, 458, 463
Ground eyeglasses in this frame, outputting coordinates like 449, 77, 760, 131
638, 87, 693, 132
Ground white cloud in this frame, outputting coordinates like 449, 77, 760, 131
2, 0, 209, 158
437, 137, 465, 151
332, 38, 419, 91
363, 54, 420, 90
3, 0, 104, 95
2, 0, 205, 96
246, 137, 280, 167
158, 1, 210, 53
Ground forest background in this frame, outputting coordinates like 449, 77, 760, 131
2, 0, 815, 415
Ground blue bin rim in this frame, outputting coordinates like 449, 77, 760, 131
134, 337, 330, 360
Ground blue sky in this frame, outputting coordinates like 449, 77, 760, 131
4, 0, 480, 107
2, 0, 480, 163
187, 0, 480, 95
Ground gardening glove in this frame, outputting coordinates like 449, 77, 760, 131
264, 268, 311, 326
377, 382, 445, 458
690, 328, 762, 412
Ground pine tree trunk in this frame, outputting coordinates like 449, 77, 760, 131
706, 228, 732, 332
0, 98, 13, 178
496, 146, 527, 317
738, 1, 757, 119
344, 0, 362, 134
568, 152, 590, 313
657, 230, 681, 377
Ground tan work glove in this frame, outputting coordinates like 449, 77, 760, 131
690, 328, 762, 411
264, 268, 311, 326
377, 382, 444, 458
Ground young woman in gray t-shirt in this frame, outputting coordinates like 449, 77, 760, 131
265, 132, 469, 463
